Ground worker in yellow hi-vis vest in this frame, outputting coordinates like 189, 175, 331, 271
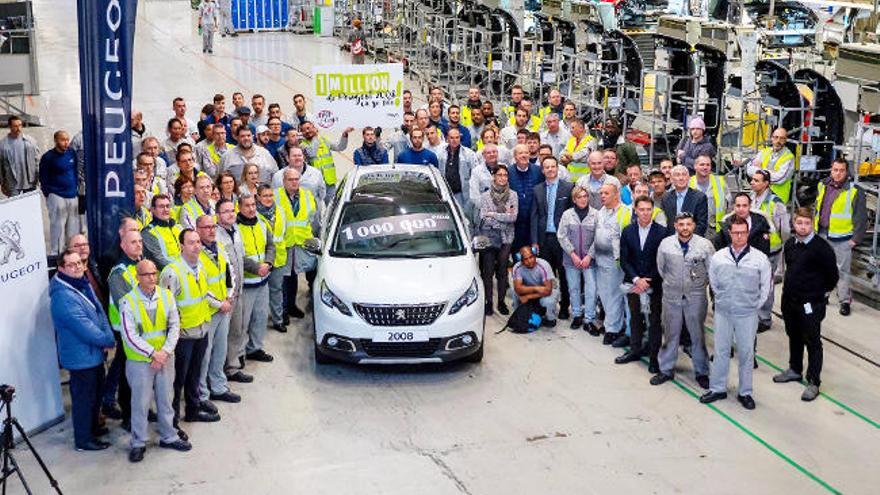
119, 259, 190, 462
298, 121, 353, 204
744, 127, 795, 204
750, 169, 790, 331
814, 158, 867, 317
688, 154, 729, 242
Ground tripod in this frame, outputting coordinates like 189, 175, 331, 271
0, 386, 63, 495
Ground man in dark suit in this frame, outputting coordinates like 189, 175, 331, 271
661, 165, 708, 236
616, 195, 665, 371
531, 156, 573, 319
713, 192, 771, 255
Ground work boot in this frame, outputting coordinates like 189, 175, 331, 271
801, 384, 820, 402
737, 394, 756, 410
289, 306, 305, 319
839, 303, 851, 316
570, 316, 583, 330
773, 368, 802, 383
497, 301, 510, 316
650, 373, 673, 386
695, 375, 710, 390
484, 302, 494, 316
558, 307, 570, 320
159, 439, 193, 451
757, 320, 771, 333
602, 332, 618, 346
699, 391, 727, 404
246, 349, 274, 362
226, 370, 253, 383
584, 322, 601, 336
614, 350, 641, 364
542, 318, 557, 328
611, 334, 630, 348
128, 447, 146, 463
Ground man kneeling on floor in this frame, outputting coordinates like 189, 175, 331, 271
702, 217, 772, 410
511, 246, 560, 327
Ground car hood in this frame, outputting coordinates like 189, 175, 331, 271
323, 255, 476, 304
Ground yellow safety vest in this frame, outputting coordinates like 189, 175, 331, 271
460, 106, 474, 127
564, 135, 595, 180
120, 287, 173, 362
144, 222, 183, 263
182, 198, 215, 226
258, 212, 287, 268
198, 246, 228, 316
135, 207, 153, 230
758, 147, 794, 203
171, 205, 182, 223
240, 218, 270, 282
274, 188, 317, 267
108, 264, 138, 331
207, 142, 234, 166
615, 205, 632, 230
161, 258, 210, 329
303, 136, 336, 186
814, 182, 856, 239
756, 194, 784, 252
689, 174, 726, 232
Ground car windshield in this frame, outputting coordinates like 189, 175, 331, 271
331, 202, 465, 258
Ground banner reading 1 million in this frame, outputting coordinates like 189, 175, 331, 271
311, 63, 404, 130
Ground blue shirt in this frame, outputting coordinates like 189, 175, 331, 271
39, 148, 78, 198
444, 123, 472, 148
396, 148, 439, 167
676, 190, 687, 214
621, 185, 633, 206
546, 180, 558, 233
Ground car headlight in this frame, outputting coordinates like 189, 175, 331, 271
448, 278, 479, 315
321, 280, 352, 316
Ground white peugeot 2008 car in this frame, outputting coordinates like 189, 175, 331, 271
307, 164, 485, 364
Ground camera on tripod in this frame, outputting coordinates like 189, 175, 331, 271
0, 384, 15, 403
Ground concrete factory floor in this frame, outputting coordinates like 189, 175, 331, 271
6, 1, 879, 494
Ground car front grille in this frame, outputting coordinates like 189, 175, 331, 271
353, 303, 446, 327
361, 339, 443, 357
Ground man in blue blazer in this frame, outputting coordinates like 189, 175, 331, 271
530, 156, 574, 318
661, 165, 708, 237
51, 249, 116, 451
616, 195, 665, 372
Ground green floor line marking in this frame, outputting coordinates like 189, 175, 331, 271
704, 325, 880, 430
669, 377, 843, 495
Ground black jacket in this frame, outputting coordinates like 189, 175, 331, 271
620, 221, 665, 290
714, 212, 771, 256
782, 235, 839, 305
660, 188, 709, 237
530, 180, 573, 245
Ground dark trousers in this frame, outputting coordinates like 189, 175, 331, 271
173, 335, 209, 422
69, 364, 105, 448
102, 332, 131, 421
285, 269, 317, 314
782, 298, 825, 386
627, 289, 662, 367
479, 244, 511, 306
539, 233, 569, 312
512, 220, 531, 253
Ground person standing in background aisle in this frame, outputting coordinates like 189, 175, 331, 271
51, 250, 116, 451
814, 157, 867, 317
198, 0, 220, 54
40, 130, 80, 255
348, 19, 367, 64
219, 0, 235, 37
774, 207, 839, 402
702, 217, 772, 410
651, 212, 713, 389
0, 115, 40, 197
120, 260, 192, 463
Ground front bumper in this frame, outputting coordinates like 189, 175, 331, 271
316, 330, 482, 364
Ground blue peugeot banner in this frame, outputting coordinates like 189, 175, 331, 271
77, 0, 138, 259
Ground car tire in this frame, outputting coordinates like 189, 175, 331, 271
464, 341, 483, 363
314, 341, 333, 365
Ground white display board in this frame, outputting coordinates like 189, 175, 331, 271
311, 63, 404, 130
0, 192, 63, 434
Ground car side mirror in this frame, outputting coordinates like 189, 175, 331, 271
472, 235, 491, 252
303, 238, 323, 255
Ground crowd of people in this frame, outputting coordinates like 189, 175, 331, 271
0, 80, 865, 461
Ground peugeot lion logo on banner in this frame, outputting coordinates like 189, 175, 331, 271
0, 220, 25, 266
